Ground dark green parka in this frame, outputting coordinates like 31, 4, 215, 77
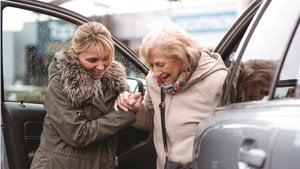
30, 51, 136, 169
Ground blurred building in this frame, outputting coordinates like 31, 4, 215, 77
35, 0, 254, 52
103, 0, 253, 51
44, 0, 253, 51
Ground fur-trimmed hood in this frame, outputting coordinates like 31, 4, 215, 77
48, 51, 129, 108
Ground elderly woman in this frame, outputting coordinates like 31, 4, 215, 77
30, 22, 136, 169
115, 19, 227, 169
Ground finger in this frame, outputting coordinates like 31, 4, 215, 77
117, 102, 130, 112
136, 95, 143, 103
119, 92, 129, 104
117, 95, 132, 111
129, 92, 141, 99
114, 100, 119, 111
119, 92, 135, 108
131, 95, 142, 112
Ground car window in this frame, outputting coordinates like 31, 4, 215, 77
225, 0, 298, 104
3, 7, 77, 103
273, 20, 300, 99
3, 6, 145, 104
114, 50, 146, 80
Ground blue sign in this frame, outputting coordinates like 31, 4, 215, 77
171, 10, 237, 34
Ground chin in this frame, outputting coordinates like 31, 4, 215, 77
163, 78, 175, 85
94, 75, 103, 80
163, 81, 172, 85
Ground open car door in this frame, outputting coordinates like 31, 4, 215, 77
1, 0, 154, 169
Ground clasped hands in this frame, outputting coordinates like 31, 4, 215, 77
114, 91, 143, 113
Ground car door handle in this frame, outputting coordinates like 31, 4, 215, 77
238, 148, 266, 168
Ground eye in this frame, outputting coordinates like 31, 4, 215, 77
87, 58, 97, 63
155, 62, 165, 67
103, 55, 110, 61
148, 62, 165, 69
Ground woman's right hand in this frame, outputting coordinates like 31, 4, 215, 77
114, 91, 142, 112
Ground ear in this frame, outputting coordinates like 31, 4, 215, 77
71, 47, 78, 59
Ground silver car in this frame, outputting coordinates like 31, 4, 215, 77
193, 0, 300, 169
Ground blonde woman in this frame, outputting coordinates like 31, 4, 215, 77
30, 22, 136, 169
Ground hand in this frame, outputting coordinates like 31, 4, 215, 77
114, 91, 142, 112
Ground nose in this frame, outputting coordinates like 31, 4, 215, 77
96, 62, 105, 71
152, 66, 162, 77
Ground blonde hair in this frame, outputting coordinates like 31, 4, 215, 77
139, 18, 205, 69
72, 22, 114, 59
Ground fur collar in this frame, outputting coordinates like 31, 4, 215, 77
49, 51, 129, 108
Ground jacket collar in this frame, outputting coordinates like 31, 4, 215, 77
48, 51, 129, 108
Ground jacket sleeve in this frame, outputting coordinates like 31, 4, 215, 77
44, 76, 136, 148
131, 96, 154, 130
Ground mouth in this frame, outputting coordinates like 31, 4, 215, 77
93, 71, 104, 79
159, 74, 171, 84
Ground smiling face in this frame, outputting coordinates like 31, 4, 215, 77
73, 45, 112, 80
147, 47, 183, 85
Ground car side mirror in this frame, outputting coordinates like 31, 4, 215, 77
126, 77, 146, 96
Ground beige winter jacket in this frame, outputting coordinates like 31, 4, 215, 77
30, 51, 136, 169
133, 51, 227, 169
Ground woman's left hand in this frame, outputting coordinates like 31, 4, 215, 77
114, 91, 142, 112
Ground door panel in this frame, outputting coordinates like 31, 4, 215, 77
193, 110, 276, 169
2, 102, 45, 169
1, 1, 152, 169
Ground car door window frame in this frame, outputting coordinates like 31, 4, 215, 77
220, 0, 271, 105
2, 1, 148, 104
271, 18, 300, 100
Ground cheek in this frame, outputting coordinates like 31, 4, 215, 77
101, 60, 113, 72
167, 60, 183, 79
81, 61, 95, 71
170, 68, 181, 78
170, 71, 178, 79
104, 60, 112, 68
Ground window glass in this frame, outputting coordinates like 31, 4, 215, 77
115, 50, 146, 79
3, 7, 78, 103
225, 1, 299, 104
274, 21, 300, 99
115, 50, 146, 93
3, 7, 146, 103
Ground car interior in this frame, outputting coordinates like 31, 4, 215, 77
1, 1, 155, 169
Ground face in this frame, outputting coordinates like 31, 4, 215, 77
244, 83, 270, 101
73, 45, 112, 80
147, 47, 183, 85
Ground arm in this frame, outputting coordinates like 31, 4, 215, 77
114, 87, 155, 130
45, 77, 136, 148
131, 89, 155, 130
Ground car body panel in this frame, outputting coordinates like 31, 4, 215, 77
193, 0, 300, 169
194, 100, 300, 169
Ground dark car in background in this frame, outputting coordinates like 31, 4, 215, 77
193, 0, 300, 169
